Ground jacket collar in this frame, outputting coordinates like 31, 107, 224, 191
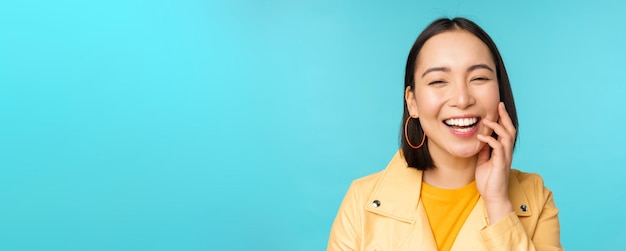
365, 151, 531, 222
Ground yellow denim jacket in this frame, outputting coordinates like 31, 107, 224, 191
328, 151, 562, 251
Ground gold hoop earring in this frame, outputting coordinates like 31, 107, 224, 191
404, 116, 425, 149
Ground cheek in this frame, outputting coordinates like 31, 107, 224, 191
482, 85, 500, 120
415, 90, 444, 117
487, 95, 500, 113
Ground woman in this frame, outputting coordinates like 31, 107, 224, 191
327, 18, 562, 251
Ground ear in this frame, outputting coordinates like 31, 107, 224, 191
405, 86, 419, 118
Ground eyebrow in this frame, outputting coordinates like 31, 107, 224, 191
421, 64, 494, 78
421, 67, 450, 78
467, 64, 494, 73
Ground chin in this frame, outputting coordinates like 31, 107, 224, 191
449, 145, 482, 158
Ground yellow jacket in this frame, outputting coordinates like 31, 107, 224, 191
328, 151, 562, 251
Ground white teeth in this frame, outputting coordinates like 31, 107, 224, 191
444, 117, 478, 126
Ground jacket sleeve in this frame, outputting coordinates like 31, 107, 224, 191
530, 185, 562, 250
327, 182, 362, 251
480, 175, 563, 251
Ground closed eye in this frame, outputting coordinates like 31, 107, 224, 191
428, 80, 446, 85
471, 77, 490, 81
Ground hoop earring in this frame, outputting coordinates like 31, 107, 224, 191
404, 116, 425, 149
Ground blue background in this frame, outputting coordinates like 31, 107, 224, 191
1, 0, 625, 250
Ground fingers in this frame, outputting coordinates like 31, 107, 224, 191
476, 142, 491, 165
498, 102, 516, 137
482, 103, 515, 139
477, 134, 506, 167
477, 133, 501, 150
481, 102, 516, 155
481, 119, 507, 140
481, 118, 514, 152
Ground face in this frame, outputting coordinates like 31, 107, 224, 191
406, 30, 500, 159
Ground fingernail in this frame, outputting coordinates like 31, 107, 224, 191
501, 102, 506, 110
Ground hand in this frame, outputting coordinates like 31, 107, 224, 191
475, 102, 516, 223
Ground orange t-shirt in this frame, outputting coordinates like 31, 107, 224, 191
421, 181, 480, 251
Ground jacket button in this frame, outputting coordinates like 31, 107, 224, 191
372, 200, 381, 208
520, 204, 527, 212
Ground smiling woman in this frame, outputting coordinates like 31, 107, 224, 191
327, 17, 562, 251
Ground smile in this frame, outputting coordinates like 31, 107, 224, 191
443, 117, 480, 136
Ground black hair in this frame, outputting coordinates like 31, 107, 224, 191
401, 17, 518, 170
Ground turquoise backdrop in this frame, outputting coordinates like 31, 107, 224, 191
2, 0, 625, 250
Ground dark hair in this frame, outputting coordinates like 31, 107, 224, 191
401, 17, 518, 170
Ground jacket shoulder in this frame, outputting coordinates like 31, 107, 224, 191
511, 169, 548, 190
510, 169, 554, 206
508, 169, 561, 249
348, 170, 385, 195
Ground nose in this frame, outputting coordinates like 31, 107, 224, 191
449, 82, 475, 109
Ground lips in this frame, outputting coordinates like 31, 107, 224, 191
443, 117, 480, 134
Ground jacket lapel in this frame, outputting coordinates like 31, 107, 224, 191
364, 151, 532, 250
508, 171, 531, 217
399, 201, 438, 250
451, 172, 533, 250
365, 152, 438, 250
450, 197, 488, 250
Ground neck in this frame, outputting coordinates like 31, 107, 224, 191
422, 144, 477, 189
